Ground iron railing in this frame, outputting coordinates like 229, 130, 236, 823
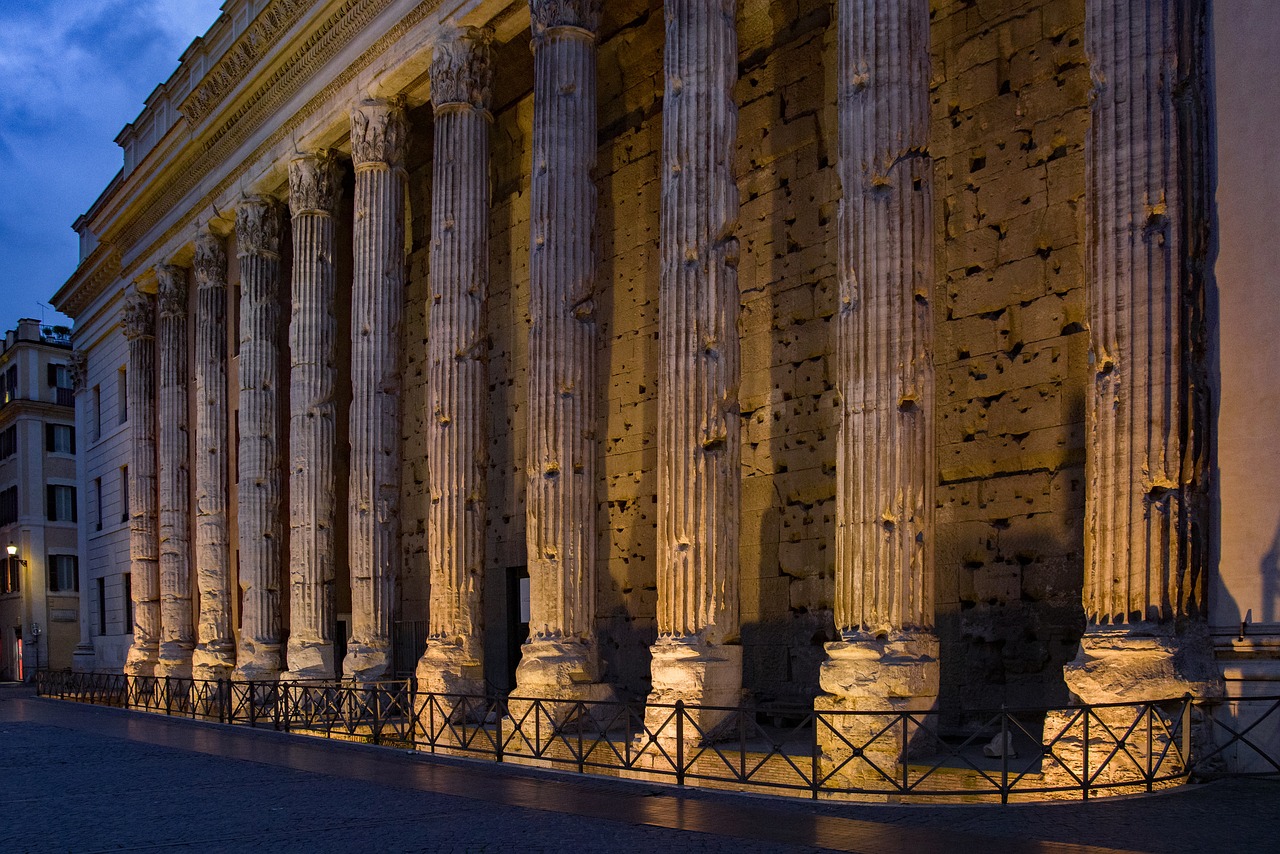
34, 670, 1280, 803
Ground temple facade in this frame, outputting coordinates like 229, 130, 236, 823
54, 0, 1280, 726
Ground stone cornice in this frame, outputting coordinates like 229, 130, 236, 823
51, 244, 123, 319
59, 0, 455, 319
180, 0, 312, 126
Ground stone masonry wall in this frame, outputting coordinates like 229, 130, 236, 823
393, 0, 1091, 710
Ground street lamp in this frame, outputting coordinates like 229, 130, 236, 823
29, 622, 41, 675
6, 542, 25, 563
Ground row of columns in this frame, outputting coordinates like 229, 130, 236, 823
122, 0, 1212, 707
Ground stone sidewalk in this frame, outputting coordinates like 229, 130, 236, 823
1, 684, 1276, 853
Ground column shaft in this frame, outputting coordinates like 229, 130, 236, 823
1068, 0, 1217, 700
285, 152, 342, 680
346, 102, 408, 683
647, 0, 743, 713
122, 292, 159, 676
234, 197, 285, 680
418, 27, 493, 697
192, 230, 235, 679
516, 0, 611, 700
156, 265, 194, 677
819, 0, 938, 712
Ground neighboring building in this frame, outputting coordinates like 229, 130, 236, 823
0, 319, 79, 681
48, 0, 1280, 741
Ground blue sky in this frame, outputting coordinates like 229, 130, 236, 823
0, 0, 224, 330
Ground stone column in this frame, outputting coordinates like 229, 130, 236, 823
645, 0, 743, 726
70, 349, 97, 673
1067, 0, 1218, 702
345, 100, 408, 683
284, 151, 342, 681
122, 290, 159, 677
155, 265, 194, 678
191, 229, 236, 680
515, 0, 613, 706
817, 0, 939, 720
234, 197, 285, 680
416, 27, 493, 699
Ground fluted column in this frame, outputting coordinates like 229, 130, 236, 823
284, 151, 342, 681
122, 290, 159, 677
645, 0, 743, 720
345, 101, 408, 683
514, 0, 613, 703
155, 265, 194, 678
818, 0, 939, 712
70, 349, 96, 672
191, 229, 235, 679
417, 27, 493, 698
1067, 0, 1218, 701
234, 197, 284, 680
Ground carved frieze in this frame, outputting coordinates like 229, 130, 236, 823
288, 149, 343, 215
121, 291, 156, 340
430, 27, 494, 111
350, 99, 408, 170
235, 196, 281, 257
156, 265, 188, 320
530, 0, 602, 38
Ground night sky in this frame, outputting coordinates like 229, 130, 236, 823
0, 0, 223, 330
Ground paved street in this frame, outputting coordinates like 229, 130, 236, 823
1, 684, 1276, 853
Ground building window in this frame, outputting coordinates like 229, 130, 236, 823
0, 426, 15, 459
92, 385, 101, 441
49, 363, 73, 406
117, 367, 127, 425
1, 555, 18, 594
97, 577, 106, 635
46, 424, 75, 454
48, 554, 78, 593
0, 486, 17, 527
94, 477, 103, 531
120, 466, 129, 523
122, 572, 133, 633
0, 364, 17, 404
47, 484, 77, 522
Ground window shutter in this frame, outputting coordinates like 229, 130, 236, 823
47, 485, 55, 520
73, 556, 80, 592
45, 424, 54, 452
70, 488, 78, 522
48, 560, 57, 592
47, 364, 56, 387
69, 426, 76, 454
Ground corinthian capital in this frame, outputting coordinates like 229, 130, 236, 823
235, 196, 281, 258
430, 27, 494, 111
121, 291, 156, 341
530, 0, 602, 39
69, 350, 88, 394
194, 228, 228, 290
350, 99, 409, 170
156, 265, 188, 319
289, 149, 343, 215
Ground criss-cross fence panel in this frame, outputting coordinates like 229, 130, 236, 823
32, 671, 1280, 803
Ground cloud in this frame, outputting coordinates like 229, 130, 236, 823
0, 0, 222, 325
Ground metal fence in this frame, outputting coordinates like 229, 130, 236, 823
34, 670, 1280, 803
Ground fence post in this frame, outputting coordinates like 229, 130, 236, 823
1146, 703, 1154, 791
248, 680, 257, 728
372, 684, 382, 746
811, 708, 820, 800
1001, 706, 1009, 805
1082, 708, 1090, 801
164, 676, 172, 716
1182, 693, 1193, 777
676, 700, 685, 787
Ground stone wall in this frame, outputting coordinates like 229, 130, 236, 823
389, 0, 1092, 709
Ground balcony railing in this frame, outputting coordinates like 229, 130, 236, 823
35, 670, 1280, 803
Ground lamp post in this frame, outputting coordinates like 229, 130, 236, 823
7, 543, 36, 679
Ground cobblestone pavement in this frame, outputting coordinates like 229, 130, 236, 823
1, 684, 1276, 853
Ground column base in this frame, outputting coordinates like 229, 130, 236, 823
232, 640, 282, 681
123, 642, 159, 677
191, 643, 235, 681
416, 637, 486, 726
283, 639, 336, 682
642, 637, 743, 744
72, 645, 96, 673
156, 641, 194, 679
1042, 623, 1223, 796
815, 632, 940, 785
342, 639, 391, 684
509, 638, 619, 729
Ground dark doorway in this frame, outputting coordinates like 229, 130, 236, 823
506, 567, 529, 692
